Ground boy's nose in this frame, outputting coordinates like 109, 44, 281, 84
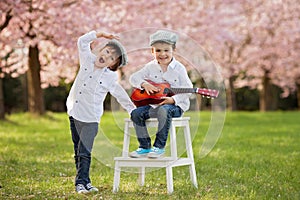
103, 54, 110, 60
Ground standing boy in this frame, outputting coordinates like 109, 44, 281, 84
66, 30, 135, 193
129, 30, 193, 158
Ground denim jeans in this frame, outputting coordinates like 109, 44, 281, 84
130, 104, 183, 149
69, 116, 98, 186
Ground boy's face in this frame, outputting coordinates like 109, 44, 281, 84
94, 46, 119, 69
151, 42, 174, 68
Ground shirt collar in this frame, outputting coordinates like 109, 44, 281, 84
168, 57, 177, 69
91, 53, 96, 61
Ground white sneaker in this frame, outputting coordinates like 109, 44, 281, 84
76, 184, 89, 194
85, 183, 99, 192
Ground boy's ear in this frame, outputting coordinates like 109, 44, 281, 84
151, 47, 155, 54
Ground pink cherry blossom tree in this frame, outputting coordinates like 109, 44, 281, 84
0, 1, 13, 119
1, 0, 299, 116
236, 0, 300, 110
0, 0, 100, 115
180, 0, 300, 111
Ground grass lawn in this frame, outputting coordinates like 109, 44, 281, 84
0, 111, 299, 199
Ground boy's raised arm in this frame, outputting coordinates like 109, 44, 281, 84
96, 31, 119, 40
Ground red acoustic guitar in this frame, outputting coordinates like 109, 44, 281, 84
130, 81, 219, 107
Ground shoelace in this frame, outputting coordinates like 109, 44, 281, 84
136, 148, 143, 151
86, 183, 94, 189
77, 184, 86, 190
152, 147, 159, 152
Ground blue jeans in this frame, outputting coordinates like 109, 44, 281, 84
130, 104, 183, 149
69, 116, 98, 186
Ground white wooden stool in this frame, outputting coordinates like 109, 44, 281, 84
113, 117, 198, 194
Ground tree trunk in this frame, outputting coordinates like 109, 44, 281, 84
260, 72, 275, 111
0, 78, 5, 119
297, 83, 300, 110
27, 45, 45, 115
227, 76, 237, 111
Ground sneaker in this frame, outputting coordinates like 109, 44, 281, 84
85, 183, 99, 193
148, 147, 165, 158
76, 184, 89, 194
129, 148, 151, 158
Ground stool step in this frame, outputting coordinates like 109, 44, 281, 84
114, 157, 194, 168
115, 157, 175, 161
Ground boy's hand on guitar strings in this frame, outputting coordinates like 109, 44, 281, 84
141, 82, 160, 95
158, 97, 175, 105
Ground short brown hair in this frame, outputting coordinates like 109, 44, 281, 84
108, 57, 121, 71
105, 43, 122, 71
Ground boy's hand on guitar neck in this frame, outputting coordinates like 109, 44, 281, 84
141, 82, 160, 95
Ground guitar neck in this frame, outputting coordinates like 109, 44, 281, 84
166, 88, 197, 94
164, 87, 219, 98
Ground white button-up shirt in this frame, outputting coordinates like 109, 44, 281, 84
129, 58, 193, 112
66, 31, 135, 123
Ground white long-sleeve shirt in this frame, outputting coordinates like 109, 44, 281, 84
129, 58, 193, 112
66, 31, 135, 123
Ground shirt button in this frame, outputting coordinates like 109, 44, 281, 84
75, 100, 78, 103
85, 68, 87, 71
83, 84, 86, 86
100, 82, 102, 84
79, 92, 82, 94
89, 76, 92, 78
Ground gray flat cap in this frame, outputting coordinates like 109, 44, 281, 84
107, 39, 128, 67
149, 30, 178, 46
